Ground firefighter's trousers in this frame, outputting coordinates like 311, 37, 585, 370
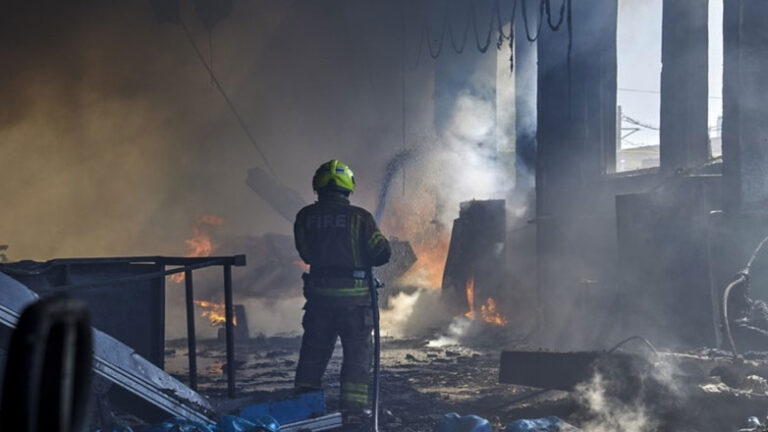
295, 305, 373, 413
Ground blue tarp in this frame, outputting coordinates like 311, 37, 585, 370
239, 390, 325, 426
216, 415, 279, 432
506, 416, 579, 432
436, 413, 492, 432
118, 415, 279, 432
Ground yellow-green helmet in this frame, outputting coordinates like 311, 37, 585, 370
312, 159, 356, 193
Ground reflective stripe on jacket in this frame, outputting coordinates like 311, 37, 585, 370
294, 193, 391, 306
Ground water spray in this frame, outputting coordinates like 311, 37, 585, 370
375, 150, 414, 222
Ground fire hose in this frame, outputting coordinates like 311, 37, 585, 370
367, 271, 384, 432
722, 235, 768, 358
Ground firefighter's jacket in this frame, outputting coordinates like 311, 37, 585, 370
294, 193, 391, 306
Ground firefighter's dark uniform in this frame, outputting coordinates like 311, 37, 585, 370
293, 192, 391, 414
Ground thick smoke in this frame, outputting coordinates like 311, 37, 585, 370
575, 374, 658, 432
569, 352, 694, 432
0, 0, 436, 338
1, 0, 529, 340
0, 1, 420, 258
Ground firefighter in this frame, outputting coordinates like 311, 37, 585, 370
293, 159, 391, 429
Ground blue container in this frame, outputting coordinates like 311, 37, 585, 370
140, 416, 279, 432
436, 413, 492, 432
506, 416, 570, 432
144, 418, 214, 432
239, 390, 326, 426
217, 415, 279, 432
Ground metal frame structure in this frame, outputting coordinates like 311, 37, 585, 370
0, 255, 246, 398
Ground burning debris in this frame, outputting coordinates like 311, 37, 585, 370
464, 275, 476, 320
442, 199, 507, 321
463, 275, 509, 326
171, 215, 224, 283
480, 298, 508, 327
194, 299, 235, 327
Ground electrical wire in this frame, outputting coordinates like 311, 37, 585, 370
179, 17, 280, 181
545, 0, 567, 31
414, 0, 569, 58
471, 0, 498, 53
495, 0, 517, 46
647, 155, 723, 194
447, 1, 471, 54
619, 87, 723, 100
622, 114, 660, 131
520, 0, 545, 42
607, 335, 659, 356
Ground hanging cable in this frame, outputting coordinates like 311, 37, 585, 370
545, 0, 567, 31
179, 17, 280, 180
411, 0, 572, 53
607, 335, 659, 356
447, 0, 471, 54
495, 0, 517, 49
407, 0, 573, 83
622, 114, 660, 131
521, 0, 545, 42
471, 0, 498, 53
424, 2, 449, 59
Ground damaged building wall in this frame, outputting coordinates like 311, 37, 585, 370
615, 0, 717, 348
532, 0, 748, 350
707, 0, 768, 352
529, 0, 768, 351
723, 0, 768, 214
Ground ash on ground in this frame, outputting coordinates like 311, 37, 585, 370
165, 336, 570, 431
166, 336, 768, 431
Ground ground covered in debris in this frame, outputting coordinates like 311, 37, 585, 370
166, 336, 573, 431
165, 335, 768, 431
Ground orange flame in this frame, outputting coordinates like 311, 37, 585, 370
381, 194, 451, 290
463, 275, 508, 326
194, 300, 237, 327
292, 260, 310, 272
480, 298, 508, 326
464, 275, 476, 319
398, 234, 450, 289
171, 215, 224, 283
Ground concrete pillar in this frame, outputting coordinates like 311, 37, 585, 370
514, 13, 537, 192
536, 0, 617, 216
723, 0, 768, 212
535, 0, 617, 347
659, 0, 710, 173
